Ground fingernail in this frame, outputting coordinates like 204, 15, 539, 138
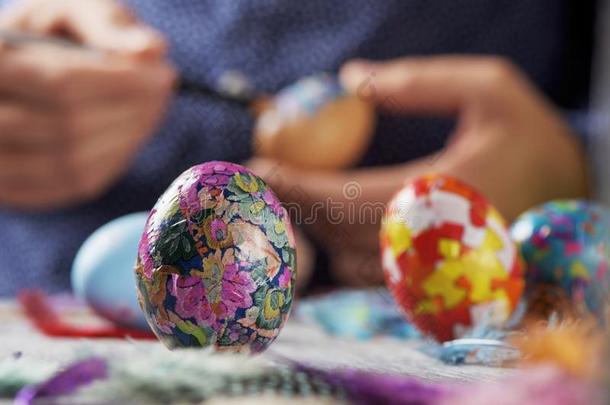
120, 28, 166, 59
344, 59, 377, 74
340, 60, 375, 90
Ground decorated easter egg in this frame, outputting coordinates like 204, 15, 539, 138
136, 161, 297, 352
510, 200, 610, 320
72, 212, 150, 330
380, 174, 524, 341
254, 73, 375, 169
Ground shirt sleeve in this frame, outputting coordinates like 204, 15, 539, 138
129, 91, 255, 186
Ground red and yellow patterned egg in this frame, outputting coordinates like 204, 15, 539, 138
380, 174, 524, 341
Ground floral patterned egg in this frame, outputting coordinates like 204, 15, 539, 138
510, 200, 610, 321
135, 161, 297, 352
380, 174, 524, 342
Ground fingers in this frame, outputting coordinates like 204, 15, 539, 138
0, 103, 56, 148
0, 1, 173, 211
247, 157, 434, 251
0, 92, 166, 168
66, 96, 166, 170
0, 136, 128, 211
249, 155, 439, 212
61, 3, 167, 59
0, 180, 79, 211
0, 44, 175, 103
0, 102, 61, 184
49, 50, 176, 103
0, 0, 166, 59
340, 56, 528, 115
0, 148, 59, 181
0, 94, 167, 211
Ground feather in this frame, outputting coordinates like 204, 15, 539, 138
291, 363, 447, 405
511, 319, 604, 379
438, 366, 603, 405
14, 357, 107, 405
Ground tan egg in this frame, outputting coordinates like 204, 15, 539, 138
253, 73, 375, 170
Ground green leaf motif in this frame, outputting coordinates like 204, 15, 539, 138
282, 247, 297, 271
154, 212, 198, 266
263, 214, 288, 249
174, 319, 212, 347
249, 260, 270, 285
255, 288, 285, 330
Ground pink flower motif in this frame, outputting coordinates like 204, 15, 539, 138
278, 269, 292, 289
168, 249, 258, 329
167, 275, 217, 328
208, 218, 231, 248
153, 313, 175, 334
177, 162, 243, 214
170, 276, 204, 319
138, 231, 155, 280
216, 262, 257, 320
194, 161, 240, 187
180, 181, 203, 213
203, 174, 231, 187
176, 169, 207, 214
196, 301, 217, 327
263, 188, 284, 217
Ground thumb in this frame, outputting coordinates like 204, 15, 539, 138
339, 56, 523, 116
2, 0, 166, 59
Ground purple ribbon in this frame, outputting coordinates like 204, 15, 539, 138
14, 357, 108, 405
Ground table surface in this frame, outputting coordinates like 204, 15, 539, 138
0, 299, 511, 404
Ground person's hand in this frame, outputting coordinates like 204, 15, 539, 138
249, 56, 589, 286
247, 156, 430, 286
0, 0, 175, 210
0, 0, 166, 56
341, 56, 589, 220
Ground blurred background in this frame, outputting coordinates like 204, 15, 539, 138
0, 0, 606, 297
593, 0, 610, 204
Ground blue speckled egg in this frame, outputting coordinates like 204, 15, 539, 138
510, 200, 610, 320
72, 212, 150, 330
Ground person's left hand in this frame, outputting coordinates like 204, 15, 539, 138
246, 158, 421, 286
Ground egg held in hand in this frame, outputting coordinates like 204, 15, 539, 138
254, 73, 375, 170
380, 174, 524, 341
136, 161, 297, 352
510, 200, 610, 322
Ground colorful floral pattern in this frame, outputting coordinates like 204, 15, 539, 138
510, 200, 610, 322
380, 174, 524, 342
135, 161, 297, 352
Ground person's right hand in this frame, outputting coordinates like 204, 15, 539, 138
0, 0, 175, 210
